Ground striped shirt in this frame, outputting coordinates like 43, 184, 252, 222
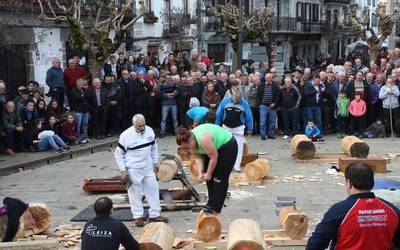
262, 83, 273, 105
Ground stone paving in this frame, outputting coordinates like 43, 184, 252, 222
0, 135, 399, 249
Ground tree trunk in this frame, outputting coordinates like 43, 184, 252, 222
88, 54, 101, 80
195, 210, 222, 242
227, 219, 267, 250
341, 136, 369, 158
369, 45, 378, 63
290, 135, 316, 160
139, 222, 175, 250
244, 159, 271, 181
232, 50, 239, 71
157, 159, 179, 182
279, 206, 308, 240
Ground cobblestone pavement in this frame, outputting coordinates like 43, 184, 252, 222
1, 135, 399, 249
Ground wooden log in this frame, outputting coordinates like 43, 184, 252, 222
341, 136, 369, 158
279, 206, 308, 240
139, 222, 174, 250
0, 215, 7, 240
157, 159, 179, 182
189, 158, 204, 179
244, 159, 271, 181
339, 157, 387, 173
0, 239, 58, 250
16, 203, 51, 238
227, 219, 267, 250
177, 146, 191, 161
195, 210, 222, 242
290, 135, 316, 160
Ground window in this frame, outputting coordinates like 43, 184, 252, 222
372, 0, 376, 7
305, 3, 311, 21
296, 2, 304, 21
312, 4, 319, 21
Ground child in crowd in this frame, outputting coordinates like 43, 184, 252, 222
33, 119, 69, 153
363, 118, 386, 138
61, 112, 80, 145
349, 92, 367, 136
336, 90, 349, 138
45, 116, 61, 136
305, 120, 324, 142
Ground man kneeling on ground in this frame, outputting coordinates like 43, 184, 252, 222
81, 197, 140, 250
306, 162, 400, 250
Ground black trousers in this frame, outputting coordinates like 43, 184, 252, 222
281, 107, 299, 136
106, 105, 121, 134
350, 115, 366, 135
50, 88, 65, 109
367, 102, 379, 126
203, 137, 238, 213
337, 116, 348, 134
251, 107, 259, 134
92, 107, 107, 137
383, 107, 400, 136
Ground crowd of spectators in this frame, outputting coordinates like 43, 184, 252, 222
1, 47, 400, 155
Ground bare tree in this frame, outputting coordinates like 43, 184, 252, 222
209, 4, 273, 68
345, 3, 399, 62
37, 0, 146, 77
161, 7, 194, 53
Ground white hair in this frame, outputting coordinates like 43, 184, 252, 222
132, 114, 146, 126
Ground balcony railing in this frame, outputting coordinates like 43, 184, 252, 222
204, 16, 223, 31
269, 17, 328, 34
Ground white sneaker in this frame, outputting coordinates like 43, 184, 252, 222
282, 135, 289, 139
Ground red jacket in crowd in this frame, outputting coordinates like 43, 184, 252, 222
61, 121, 78, 138
201, 56, 212, 66
64, 66, 87, 90
349, 99, 367, 117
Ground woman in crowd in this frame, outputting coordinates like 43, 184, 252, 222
46, 99, 62, 123
33, 119, 69, 153
36, 99, 47, 124
202, 81, 220, 112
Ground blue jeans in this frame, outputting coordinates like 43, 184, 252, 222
75, 112, 89, 139
259, 105, 277, 137
305, 106, 322, 131
160, 104, 178, 134
37, 135, 67, 151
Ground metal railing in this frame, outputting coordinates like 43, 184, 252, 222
269, 17, 328, 33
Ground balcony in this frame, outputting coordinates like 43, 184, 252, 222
162, 11, 193, 37
324, 0, 350, 4
269, 17, 328, 34
143, 11, 158, 24
204, 16, 223, 32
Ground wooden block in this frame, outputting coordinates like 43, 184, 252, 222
294, 153, 348, 164
339, 157, 387, 173
0, 240, 58, 250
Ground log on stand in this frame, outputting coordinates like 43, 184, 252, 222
195, 210, 222, 242
139, 222, 175, 250
341, 136, 369, 158
279, 206, 308, 240
227, 219, 267, 250
244, 159, 271, 181
189, 158, 204, 179
156, 159, 179, 182
291, 135, 316, 160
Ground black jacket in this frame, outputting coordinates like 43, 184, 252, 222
279, 87, 299, 109
88, 86, 109, 112
215, 81, 231, 98
257, 82, 280, 108
117, 78, 134, 109
81, 215, 139, 250
70, 87, 90, 113
132, 79, 152, 106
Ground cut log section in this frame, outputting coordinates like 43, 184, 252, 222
157, 159, 179, 182
227, 219, 267, 250
291, 135, 316, 160
10, 203, 52, 238
341, 136, 369, 158
177, 146, 191, 161
244, 159, 271, 181
279, 206, 308, 240
189, 158, 204, 179
195, 210, 222, 242
139, 222, 175, 250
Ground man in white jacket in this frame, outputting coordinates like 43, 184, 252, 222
114, 114, 168, 227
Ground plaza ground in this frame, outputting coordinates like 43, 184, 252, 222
0, 135, 399, 249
